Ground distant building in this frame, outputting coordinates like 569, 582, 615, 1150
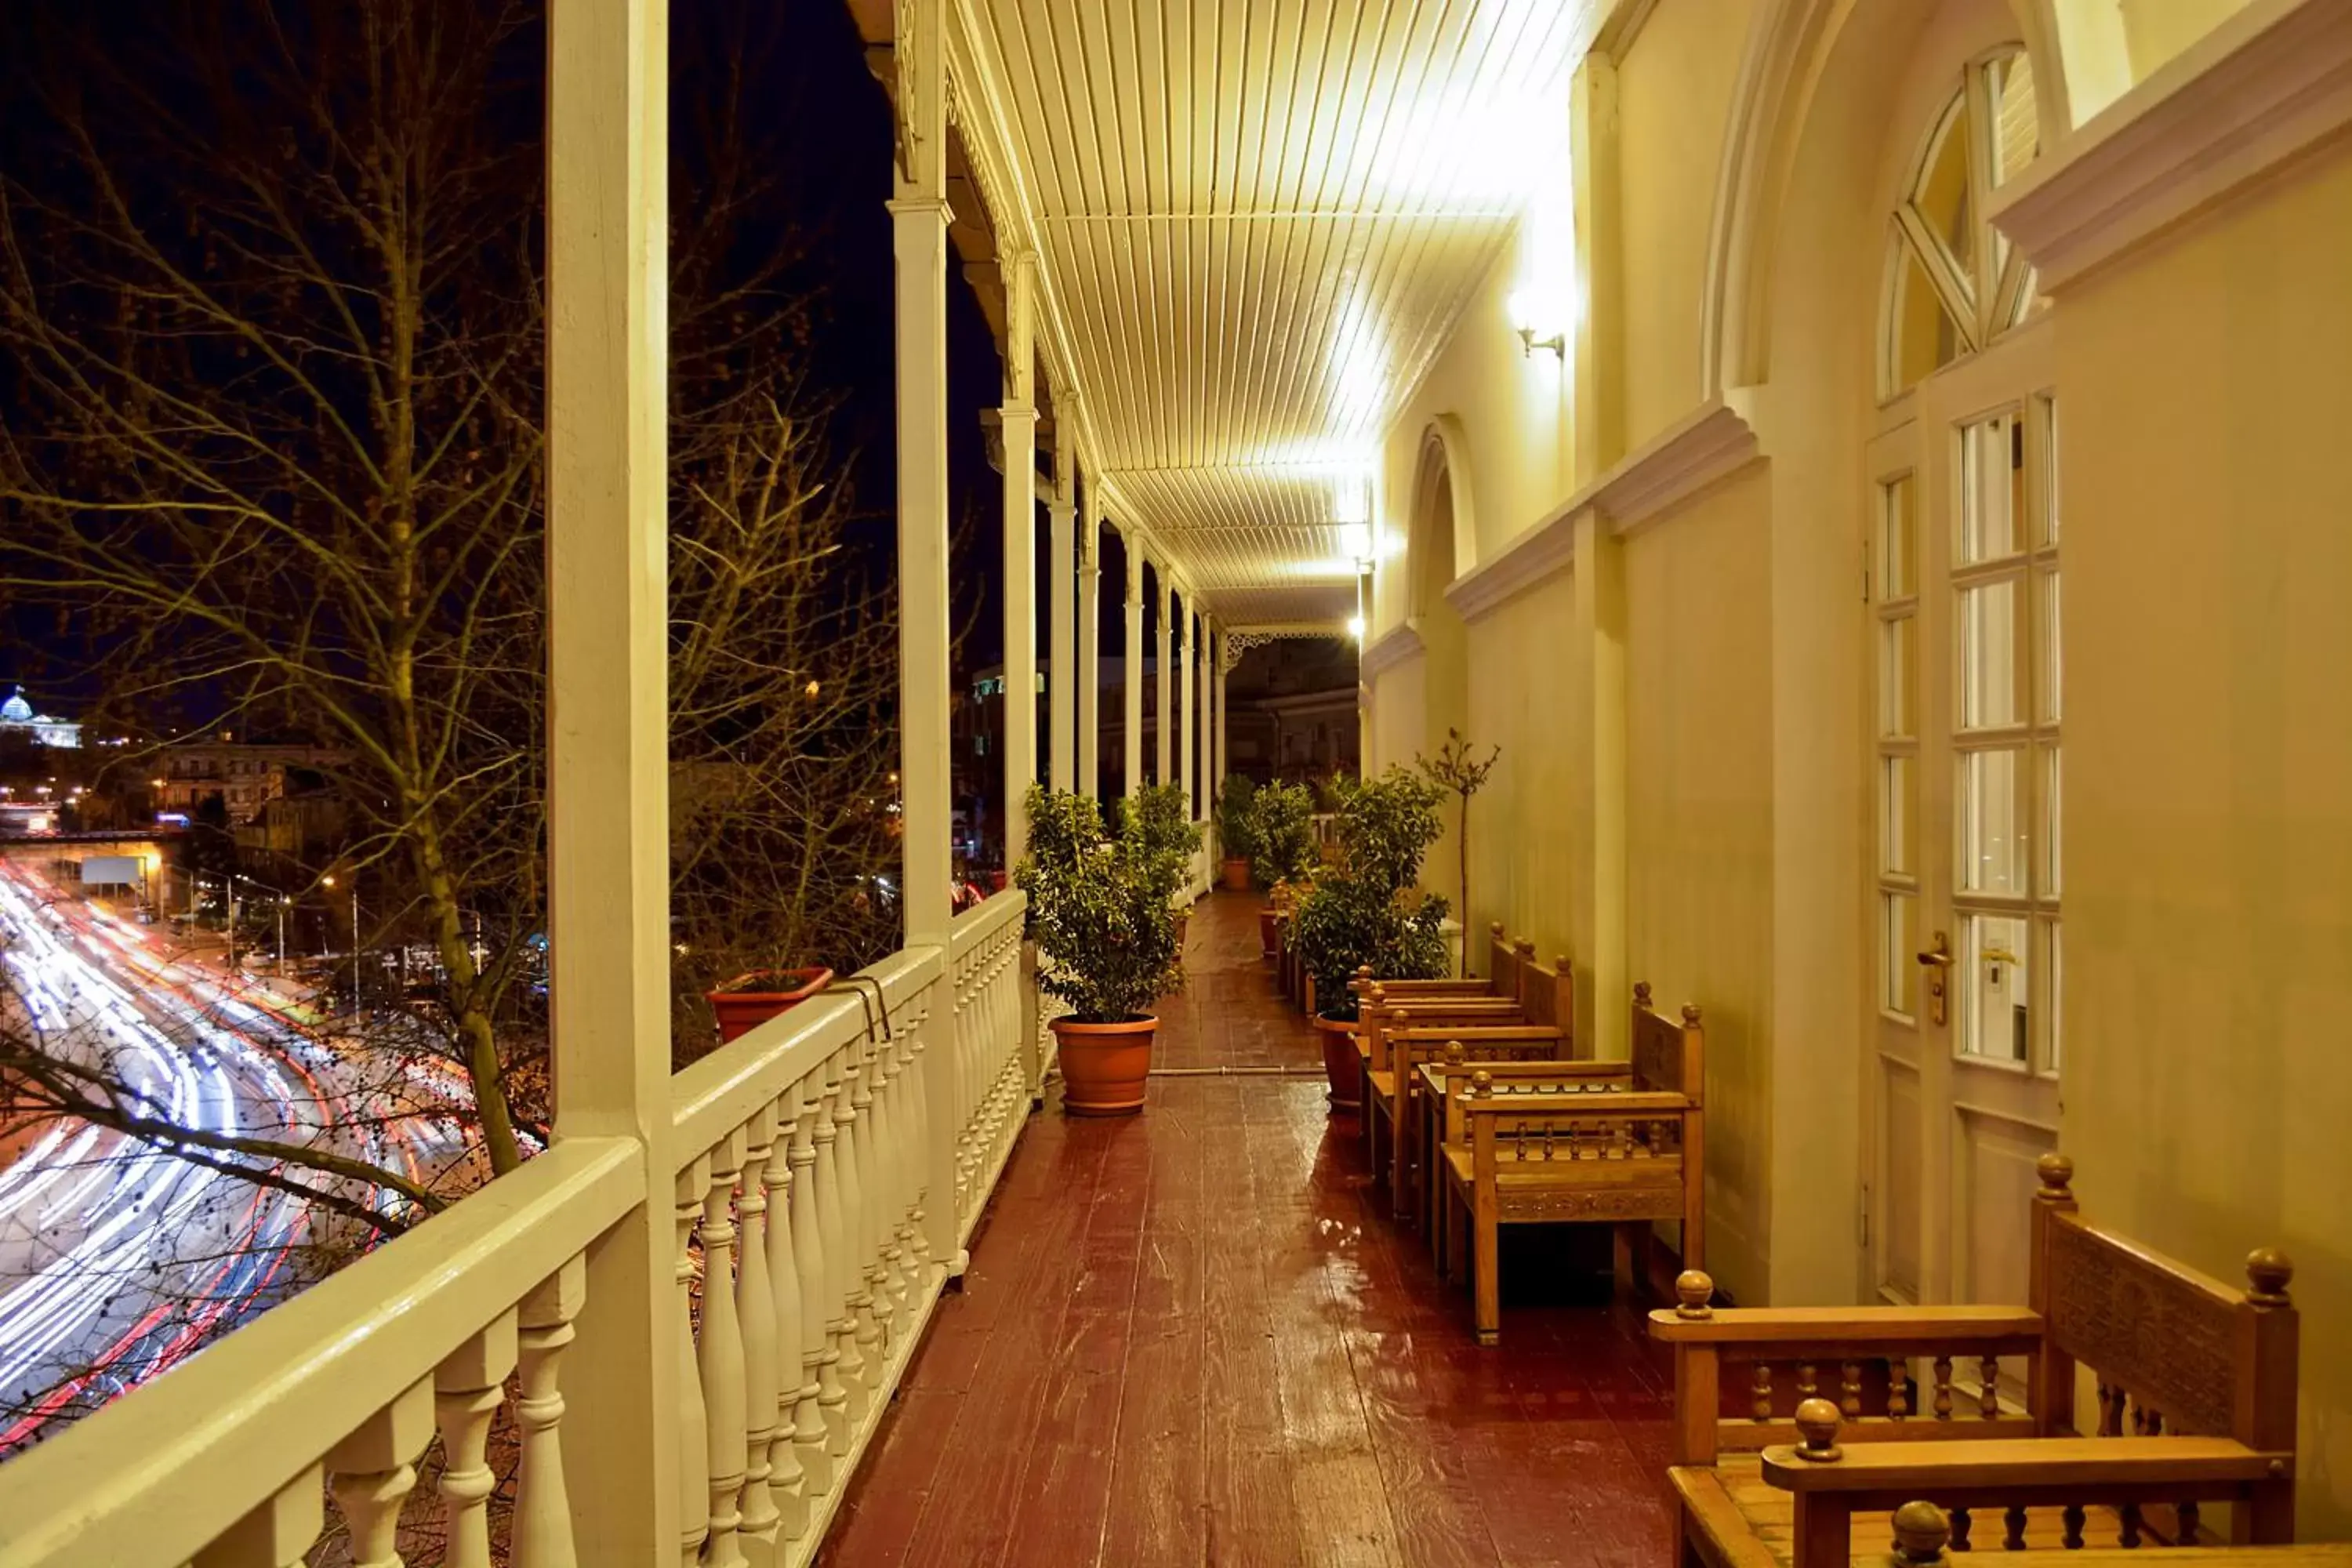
0, 688, 82, 749
155, 731, 349, 826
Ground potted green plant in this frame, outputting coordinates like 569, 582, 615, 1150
1213, 773, 1259, 891
1018, 785, 1186, 1115
1126, 781, 1204, 949
706, 965, 837, 1043
1290, 768, 1450, 1110
1419, 728, 1501, 977
1247, 780, 1318, 956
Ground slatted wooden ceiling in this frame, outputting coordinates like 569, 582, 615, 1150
951, 0, 1590, 624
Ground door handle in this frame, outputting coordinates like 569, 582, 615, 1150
1916, 931, 1954, 1026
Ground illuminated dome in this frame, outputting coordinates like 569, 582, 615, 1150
1, 689, 32, 724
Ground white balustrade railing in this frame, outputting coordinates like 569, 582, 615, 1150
949, 891, 1030, 1250
0, 1136, 643, 1568
0, 923, 1041, 1568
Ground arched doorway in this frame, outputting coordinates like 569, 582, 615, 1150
1408, 421, 1473, 948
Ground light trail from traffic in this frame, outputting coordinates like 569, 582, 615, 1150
0, 862, 473, 1449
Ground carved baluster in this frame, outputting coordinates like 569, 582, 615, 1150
1841, 1361, 1864, 1420
673, 1158, 711, 1568
326, 1381, 431, 1568
1796, 1363, 1819, 1403
735, 1109, 783, 1547
2176, 1502, 2201, 1544
903, 1012, 935, 1279
192, 1466, 325, 1568
2002, 1505, 2027, 1551
786, 1078, 837, 1491
515, 1257, 586, 1568
2061, 1504, 2086, 1550
437, 1309, 521, 1568
1978, 1356, 2001, 1418
2142, 1406, 2163, 1436
1933, 1356, 1955, 1420
755, 1098, 808, 1541
875, 1033, 913, 1334
1889, 1360, 1911, 1421
812, 1049, 857, 1450
1951, 1508, 1974, 1552
2095, 1381, 2118, 1436
848, 1036, 888, 1388
1751, 1363, 1774, 1422
2118, 1504, 2142, 1548
699, 1133, 750, 1568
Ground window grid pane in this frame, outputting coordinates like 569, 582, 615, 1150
1958, 746, 2027, 896
1959, 577, 2023, 729
1882, 891, 1918, 1019
1959, 413, 2024, 564
1882, 615, 1917, 738
1882, 476, 1918, 600
1959, 911, 2030, 1064
2040, 743, 2061, 899
1882, 753, 1917, 877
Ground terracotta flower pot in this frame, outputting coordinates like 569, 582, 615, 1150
1258, 907, 1279, 960
1051, 1014, 1158, 1116
707, 967, 835, 1044
1313, 1011, 1361, 1113
1221, 857, 1251, 892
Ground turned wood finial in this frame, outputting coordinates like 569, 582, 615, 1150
2245, 1249, 2295, 1307
1556, 955, 1571, 975
1369, 983, 1387, 1007
1635, 981, 1653, 1008
2035, 1153, 2074, 1200
1444, 1040, 1467, 1065
1472, 1069, 1494, 1098
1793, 1399, 1844, 1461
1674, 1270, 1715, 1319
1490, 921, 1506, 936
1892, 1502, 1951, 1566
1682, 1004, 1703, 1027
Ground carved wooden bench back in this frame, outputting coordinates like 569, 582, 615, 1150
1632, 980, 1703, 1098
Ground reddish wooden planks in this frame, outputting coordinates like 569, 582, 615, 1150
820, 892, 1681, 1568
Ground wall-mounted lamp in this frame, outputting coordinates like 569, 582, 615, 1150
1346, 613, 1367, 641
1336, 522, 1373, 563
1507, 286, 1568, 360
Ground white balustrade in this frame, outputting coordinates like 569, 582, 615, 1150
0, 921, 1037, 1568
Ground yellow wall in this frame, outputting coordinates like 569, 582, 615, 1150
1624, 468, 1777, 1303
1614, 0, 1750, 450
1461, 572, 1583, 969
2056, 142, 2352, 1533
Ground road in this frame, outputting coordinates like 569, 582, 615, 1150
0, 862, 471, 1450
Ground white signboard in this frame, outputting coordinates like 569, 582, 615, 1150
79, 855, 143, 888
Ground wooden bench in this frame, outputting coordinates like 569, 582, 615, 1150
1649, 1156, 2299, 1568
1875, 1503, 2347, 1568
1432, 983, 1704, 1344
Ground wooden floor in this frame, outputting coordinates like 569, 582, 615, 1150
822, 891, 1681, 1567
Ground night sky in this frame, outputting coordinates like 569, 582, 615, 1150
0, 0, 1109, 717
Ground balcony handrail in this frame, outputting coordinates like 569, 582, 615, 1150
0, 1135, 644, 1568
670, 941, 942, 1171
949, 886, 1026, 957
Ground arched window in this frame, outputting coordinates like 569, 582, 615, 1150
1880, 50, 2042, 401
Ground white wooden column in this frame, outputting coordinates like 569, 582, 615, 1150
1179, 601, 1197, 818
1047, 416, 1076, 794
1194, 611, 1210, 818
1214, 631, 1230, 797
547, 0, 677, 1552
889, 0, 951, 948
1156, 575, 1174, 788
1123, 538, 1144, 798
1076, 474, 1102, 799
999, 254, 1038, 867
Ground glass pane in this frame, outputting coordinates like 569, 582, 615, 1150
1959, 413, 2024, 563
2038, 397, 2060, 544
1958, 747, 2027, 895
1985, 53, 2040, 189
1913, 94, 1976, 284
1881, 615, 1917, 737
1960, 912, 2031, 1063
1882, 753, 1917, 876
2041, 744, 2062, 898
2038, 567, 2062, 722
2045, 918, 2063, 1073
1959, 578, 2023, 728
1882, 891, 1917, 1018
1889, 236, 1966, 394
1881, 475, 1918, 599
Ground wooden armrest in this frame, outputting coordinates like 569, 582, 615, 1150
1761, 1436, 2285, 1495
1649, 1301, 2042, 1348
1394, 1025, 1568, 1041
